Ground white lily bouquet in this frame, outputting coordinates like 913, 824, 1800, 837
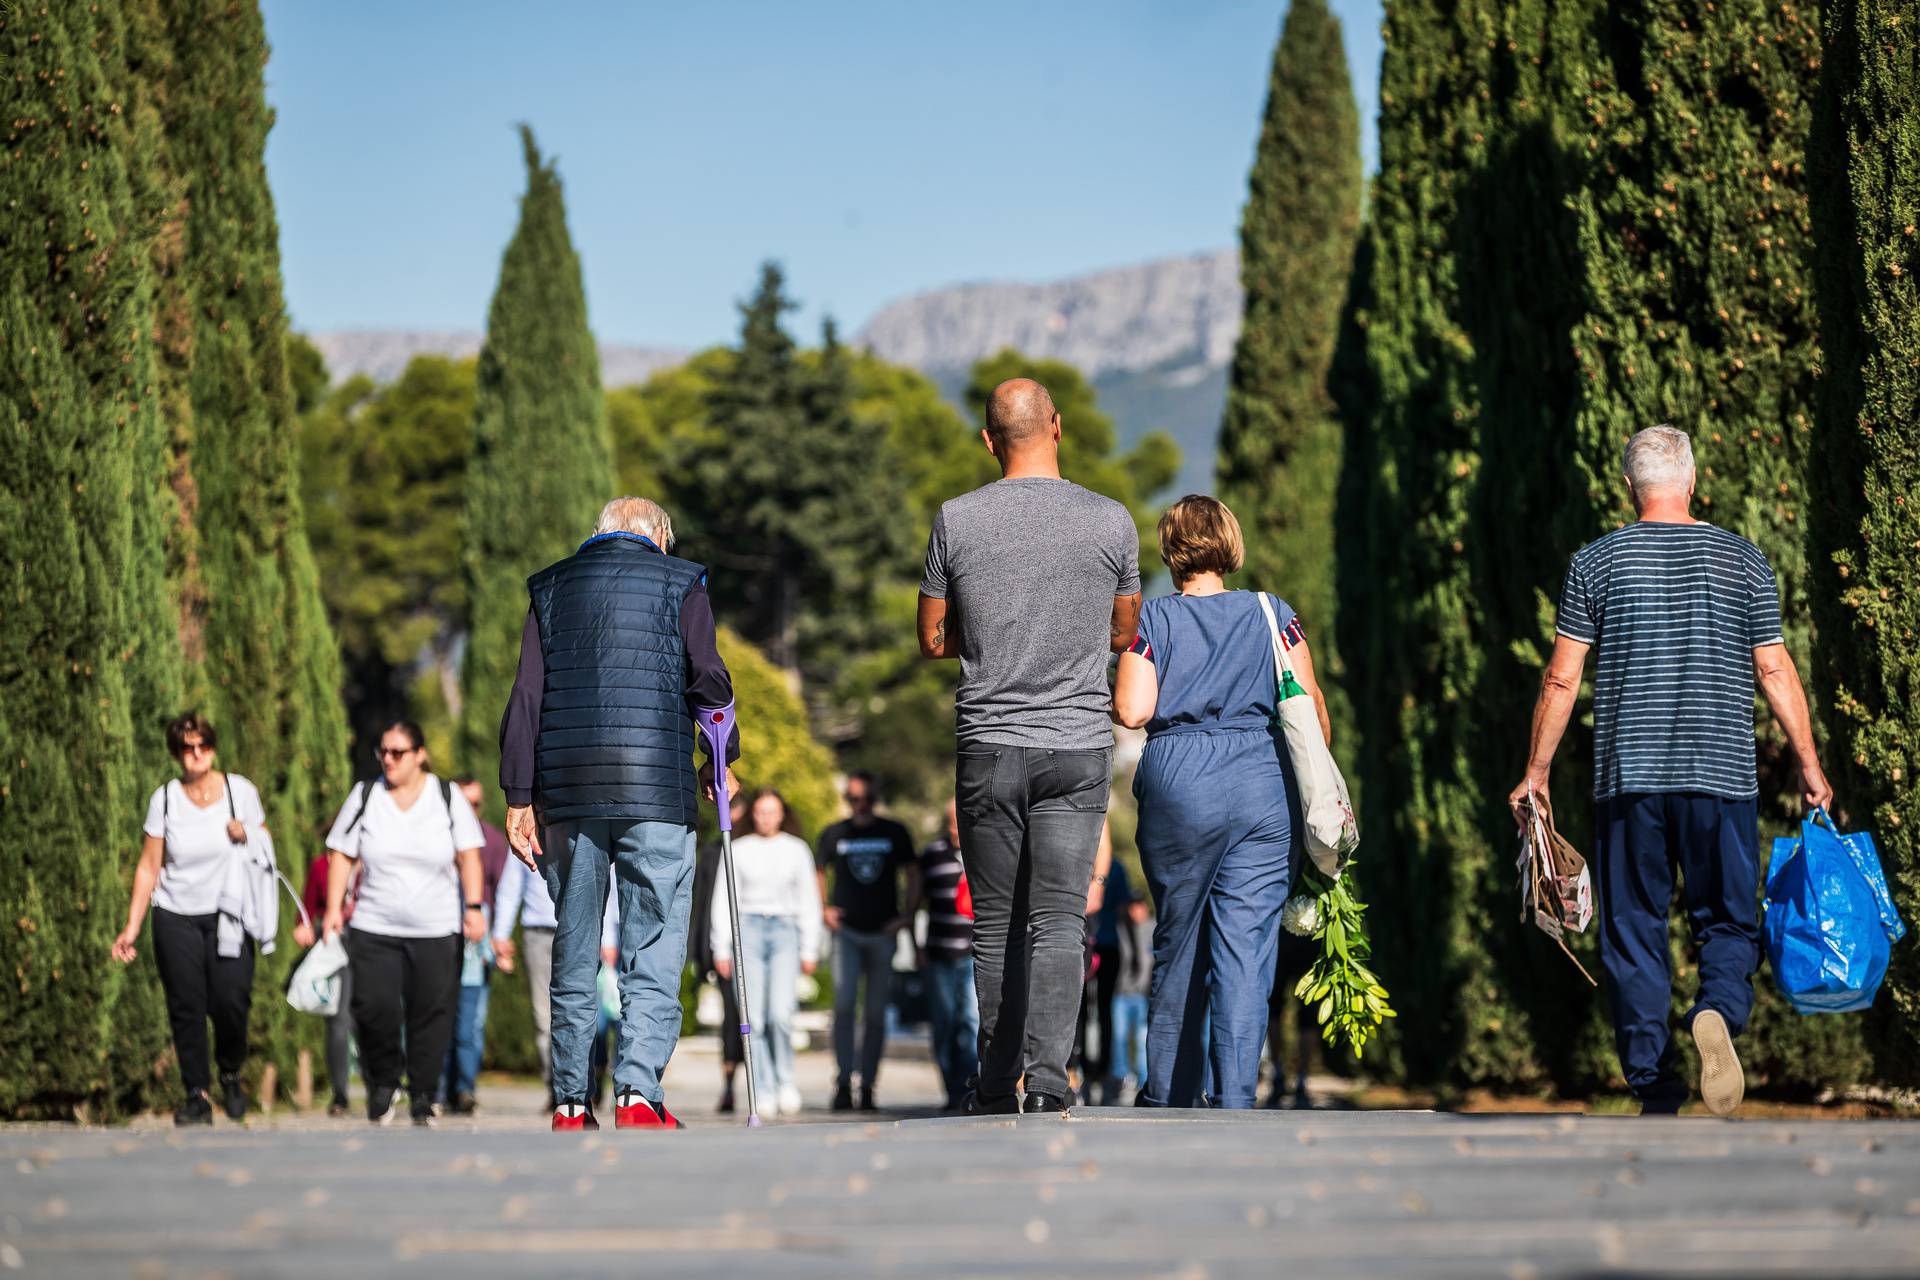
1282, 865, 1394, 1058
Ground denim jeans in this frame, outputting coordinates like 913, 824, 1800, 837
440, 972, 491, 1100
540, 818, 696, 1107
924, 953, 979, 1104
740, 914, 801, 1103
1110, 992, 1148, 1084
956, 745, 1111, 1101
832, 927, 895, 1089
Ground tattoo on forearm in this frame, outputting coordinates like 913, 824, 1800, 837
933, 616, 947, 651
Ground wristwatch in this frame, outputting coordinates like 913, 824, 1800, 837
465, 902, 484, 912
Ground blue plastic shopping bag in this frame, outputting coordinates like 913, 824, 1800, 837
1764, 809, 1905, 1015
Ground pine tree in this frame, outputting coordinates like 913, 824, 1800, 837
1216, 0, 1362, 754
457, 126, 617, 818
1808, 0, 1919, 1082
0, 0, 182, 1117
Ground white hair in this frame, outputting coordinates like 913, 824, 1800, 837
592, 497, 674, 550
1622, 424, 1695, 501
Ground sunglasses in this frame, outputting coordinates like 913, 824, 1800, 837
377, 746, 417, 761
180, 741, 213, 757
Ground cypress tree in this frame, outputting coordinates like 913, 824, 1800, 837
456, 126, 617, 817
143, 0, 352, 1089
1808, 0, 1919, 1082
1216, 0, 1362, 758
0, 0, 182, 1117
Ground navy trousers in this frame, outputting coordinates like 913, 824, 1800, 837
1593, 792, 1760, 1107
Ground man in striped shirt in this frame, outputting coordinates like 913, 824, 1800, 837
1510, 425, 1832, 1116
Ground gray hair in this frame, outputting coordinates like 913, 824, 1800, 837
592, 497, 674, 550
1622, 424, 1695, 499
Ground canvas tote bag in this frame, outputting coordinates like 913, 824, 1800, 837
1257, 593, 1358, 876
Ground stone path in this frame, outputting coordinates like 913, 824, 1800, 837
4, 1039, 1918, 1276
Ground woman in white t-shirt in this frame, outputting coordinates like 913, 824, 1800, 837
711, 789, 822, 1117
320, 721, 485, 1126
111, 712, 269, 1127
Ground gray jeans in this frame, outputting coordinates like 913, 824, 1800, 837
832, 928, 895, 1090
522, 926, 555, 1083
956, 745, 1111, 1101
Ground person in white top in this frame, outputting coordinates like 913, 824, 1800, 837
710, 789, 822, 1117
320, 721, 485, 1126
112, 713, 269, 1127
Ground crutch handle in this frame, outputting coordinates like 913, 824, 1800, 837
697, 703, 737, 832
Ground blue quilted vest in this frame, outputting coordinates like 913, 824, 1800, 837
527, 534, 706, 826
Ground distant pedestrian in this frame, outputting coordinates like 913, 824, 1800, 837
918, 377, 1142, 1115
498, 497, 738, 1131
816, 772, 920, 1111
918, 799, 978, 1112
1511, 425, 1832, 1116
294, 850, 358, 1115
1110, 895, 1153, 1103
321, 721, 488, 1126
689, 793, 751, 1112
439, 775, 510, 1115
1113, 495, 1323, 1108
711, 789, 822, 1117
1080, 843, 1132, 1104
112, 713, 271, 1126
493, 853, 617, 1102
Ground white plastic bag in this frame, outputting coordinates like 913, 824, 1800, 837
1258, 592, 1358, 876
286, 935, 349, 1017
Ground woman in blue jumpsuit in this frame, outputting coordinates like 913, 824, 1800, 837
1113, 496, 1331, 1108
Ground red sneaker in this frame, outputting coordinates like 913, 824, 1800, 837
614, 1093, 683, 1130
551, 1105, 599, 1132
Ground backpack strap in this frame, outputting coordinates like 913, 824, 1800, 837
344, 778, 380, 836
439, 775, 455, 836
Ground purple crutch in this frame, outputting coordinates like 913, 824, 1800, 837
698, 702, 761, 1127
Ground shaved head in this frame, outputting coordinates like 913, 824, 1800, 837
984, 378, 1058, 453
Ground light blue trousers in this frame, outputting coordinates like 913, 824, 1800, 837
740, 914, 800, 1102
540, 818, 695, 1107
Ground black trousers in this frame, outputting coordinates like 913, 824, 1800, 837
346, 928, 460, 1114
151, 908, 255, 1096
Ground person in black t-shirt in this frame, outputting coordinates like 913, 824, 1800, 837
815, 771, 920, 1111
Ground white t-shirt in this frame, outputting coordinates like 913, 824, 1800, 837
325, 778, 484, 939
143, 774, 267, 917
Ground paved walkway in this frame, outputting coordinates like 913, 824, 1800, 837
5, 1042, 1918, 1279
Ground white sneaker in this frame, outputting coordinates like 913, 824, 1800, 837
1691, 1009, 1745, 1116
777, 1084, 803, 1116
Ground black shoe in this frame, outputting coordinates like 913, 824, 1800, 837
173, 1091, 214, 1127
1021, 1091, 1071, 1115
412, 1107, 437, 1128
831, 1083, 854, 1111
963, 1089, 1021, 1116
858, 1087, 878, 1112
449, 1091, 478, 1116
327, 1098, 350, 1118
717, 1088, 735, 1114
219, 1073, 247, 1121
367, 1085, 396, 1126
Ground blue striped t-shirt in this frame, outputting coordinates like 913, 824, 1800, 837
1555, 522, 1783, 801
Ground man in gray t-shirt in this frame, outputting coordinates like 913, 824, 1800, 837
917, 377, 1141, 1114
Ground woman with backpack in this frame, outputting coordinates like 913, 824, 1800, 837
112, 712, 271, 1126
320, 721, 486, 1126
1111, 496, 1330, 1109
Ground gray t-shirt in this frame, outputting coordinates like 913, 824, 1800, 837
1554, 521, 1783, 801
921, 477, 1141, 750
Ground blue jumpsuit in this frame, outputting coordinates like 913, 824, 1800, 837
1130, 591, 1301, 1108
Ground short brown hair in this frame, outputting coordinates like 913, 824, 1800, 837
165, 711, 218, 760
1157, 495, 1245, 584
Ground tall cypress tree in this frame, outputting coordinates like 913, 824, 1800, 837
1216, 0, 1362, 755
457, 126, 616, 815
0, 0, 182, 1117
137, 0, 353, 1089
1808, 0, 1919, 1082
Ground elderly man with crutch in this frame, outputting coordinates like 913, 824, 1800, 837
500, 497, 739, 1131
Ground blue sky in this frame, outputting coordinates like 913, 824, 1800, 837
262, 0, 1382, 350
